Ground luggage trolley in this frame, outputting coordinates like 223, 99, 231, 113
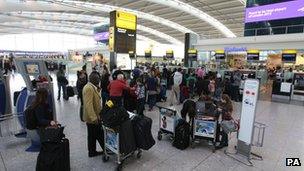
156, 106, 178, 141
191, 115, 218, 152
102, 112, 142, 171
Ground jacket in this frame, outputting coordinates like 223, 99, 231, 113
108, 79, 128, 97
83, 83, 102, 124
173, 71, 183, 86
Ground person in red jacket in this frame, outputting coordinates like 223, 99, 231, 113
108, 74, 130, 106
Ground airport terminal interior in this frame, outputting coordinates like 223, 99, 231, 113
0, 0, 304, 171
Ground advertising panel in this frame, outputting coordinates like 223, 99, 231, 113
245, 0, 304, 23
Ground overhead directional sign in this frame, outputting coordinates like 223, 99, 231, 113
245, 0, 304, 23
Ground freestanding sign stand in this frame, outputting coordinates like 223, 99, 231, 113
225, 79, 265, 166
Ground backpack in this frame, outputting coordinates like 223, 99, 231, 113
101, 106, 129, 129
172, 119, 190, 150
24, 106, 38, 130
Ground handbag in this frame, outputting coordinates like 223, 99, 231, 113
38, 125, 65, 143
221, 120, 238, 134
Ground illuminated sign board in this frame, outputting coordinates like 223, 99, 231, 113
282, 49, 297, 62
245, 0, 304, 23
166, 49, 174, 58
188, 49, 197, 59
116, 11, 137, 30
247, 50, 260, 61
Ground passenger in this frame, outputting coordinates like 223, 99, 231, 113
231, 71, 242, 102
135, 78, 145, 115
187, 72, 197, 99
100, 65, 110, 108
170, 68, 183, 106
31, 88, 56, 127
146, 71, 158, 111
82, 71, 104, 158
108, 74, 129, 107
217, 94, 233, 149
56, 67, 68, 100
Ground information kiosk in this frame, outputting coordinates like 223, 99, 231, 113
14, 59, 56, 146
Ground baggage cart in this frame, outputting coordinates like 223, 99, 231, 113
156, 106, 178, 141
102, 112, 142, 171
190, 115, 218, 152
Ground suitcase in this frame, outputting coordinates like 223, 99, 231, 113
36, 138, 70, 171
119, 120, 137, 155
131, 115, 155, 150
66, 86, 75, 97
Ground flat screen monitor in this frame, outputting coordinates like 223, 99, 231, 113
215, 53, 225, 61
24, 62, 40, 74
282, 53, 296, 62
247, 53, 260, 61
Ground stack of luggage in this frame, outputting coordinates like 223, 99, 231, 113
101, 100, 155, 152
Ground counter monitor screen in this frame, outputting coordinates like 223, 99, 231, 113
282, 53, 296, 62
24, 62, 40, 74
247, 53, 260, 61
215, 53, 225, 61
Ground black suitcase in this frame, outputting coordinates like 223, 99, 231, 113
119, 120, 137, 155
131, 115, 155, 150
173, 119, 190, 150
36, 138, 70, 171
66, 86, 75, 97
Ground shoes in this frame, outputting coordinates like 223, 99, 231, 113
88, 151, 103, 158
215, 143, 228, 150
57, 97, 60, 100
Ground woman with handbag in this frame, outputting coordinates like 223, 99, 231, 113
217, 94, 234, 149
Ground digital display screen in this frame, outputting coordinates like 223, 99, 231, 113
145, 52, 151, 58
245, 0, 304, 23
247, 53, 260, 61
215, 53, 225, 61
282, 53, 296, 62
166, 53, 174, 59
25, 62, 40, 74
115, 27, 136, 53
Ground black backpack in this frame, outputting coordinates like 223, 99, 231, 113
173, 119, 190, 150
101, 106, 129, 129
131, 115, 155, 150
24, 107, 37, 130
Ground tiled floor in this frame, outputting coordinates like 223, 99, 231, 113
0, 74, 304, 171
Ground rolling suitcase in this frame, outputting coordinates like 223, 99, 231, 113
36, 138, 70, 171
131, 115, 155, 150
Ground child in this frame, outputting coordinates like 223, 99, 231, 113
135, 78, 145, 115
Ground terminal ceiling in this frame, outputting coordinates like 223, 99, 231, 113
0, 0, 245, 45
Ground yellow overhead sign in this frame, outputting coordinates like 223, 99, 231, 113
188, 49, 197, 54
247, 49, 260, 53
166, 49, 173, 54
282, 49, 297, 54
215, 50, 225, 54
116, 11, 137, 30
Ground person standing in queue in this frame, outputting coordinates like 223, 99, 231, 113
56, 67, 68, 100
217, 94, 234, 149
170, 68, 183, 106
108, 74, 130, 107
82, 71, 104, 157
